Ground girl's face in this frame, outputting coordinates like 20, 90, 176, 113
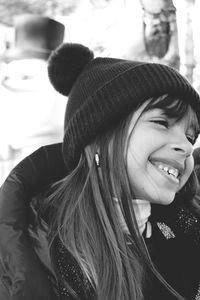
126, 102, 198, 205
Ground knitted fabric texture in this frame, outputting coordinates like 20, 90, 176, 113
48, 43, 200, 172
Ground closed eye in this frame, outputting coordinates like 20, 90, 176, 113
150, 119, 169, 128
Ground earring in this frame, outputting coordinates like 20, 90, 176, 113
95, 153, 100, 167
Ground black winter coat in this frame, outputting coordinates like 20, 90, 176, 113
0, 143, 200, 300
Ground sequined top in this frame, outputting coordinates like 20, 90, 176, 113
53, 203, 200, 300
53, 237, 96, 300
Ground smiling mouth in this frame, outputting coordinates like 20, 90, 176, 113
150, 160, 180, 184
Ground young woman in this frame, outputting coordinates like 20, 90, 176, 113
1, 43, 200, 300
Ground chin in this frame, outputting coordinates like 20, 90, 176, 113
147, 192, 176, 205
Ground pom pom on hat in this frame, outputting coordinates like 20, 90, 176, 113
48, 43, 94, 96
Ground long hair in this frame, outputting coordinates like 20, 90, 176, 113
48, 94, 199, 300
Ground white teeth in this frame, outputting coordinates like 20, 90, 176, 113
168, 169, 179, 178
157, 164, 179, 178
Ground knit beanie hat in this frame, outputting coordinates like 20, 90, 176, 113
48, 43, 200, 172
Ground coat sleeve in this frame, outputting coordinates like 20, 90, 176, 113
0, 143, 67, 300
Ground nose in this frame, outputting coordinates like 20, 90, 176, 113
171, 133, 193, 157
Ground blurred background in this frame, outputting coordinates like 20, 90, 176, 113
0, 0, 200, 184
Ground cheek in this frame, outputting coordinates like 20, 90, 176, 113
126, 133, 155, 171
127, 143, 145, 173
126, 142, 149, 192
